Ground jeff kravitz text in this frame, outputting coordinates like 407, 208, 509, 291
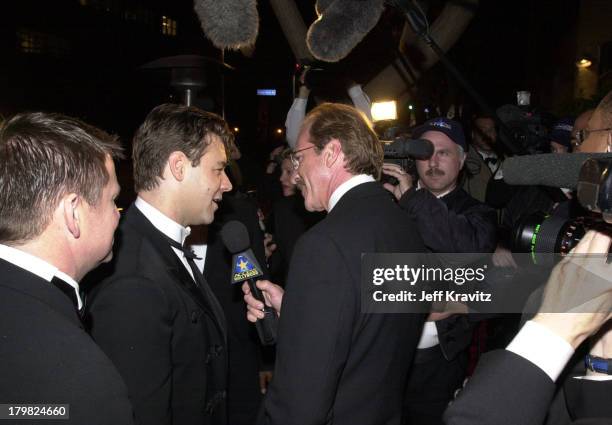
370, 263, 493, 304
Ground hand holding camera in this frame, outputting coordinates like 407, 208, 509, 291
382, 163, 414, 200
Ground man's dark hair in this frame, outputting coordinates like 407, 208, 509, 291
302, 103, 383, 178
0, 112, 122, 244
132, 103, 234, 192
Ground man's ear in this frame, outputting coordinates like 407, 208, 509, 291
324, 139, 343, 168
62, 193, 81, 239
168, 151, 189, 182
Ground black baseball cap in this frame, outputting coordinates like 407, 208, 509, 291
412, 117, 466, 150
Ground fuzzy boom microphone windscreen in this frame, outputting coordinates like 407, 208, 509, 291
194, 0, 259, 50
307, 0, 385, 62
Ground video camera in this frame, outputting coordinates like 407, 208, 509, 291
513, 158, 612, 263
497, 104, 551, 155
382, 136, 434, 178
369, 99, 433, 184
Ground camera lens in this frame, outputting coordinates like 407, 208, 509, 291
513, 213, 587, 265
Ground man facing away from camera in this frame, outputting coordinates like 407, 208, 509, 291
0, 112, 134, 424
88, 103, 233, 425
243, 102, 427, 425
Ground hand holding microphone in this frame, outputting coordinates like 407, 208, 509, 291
242, 280, 284, 322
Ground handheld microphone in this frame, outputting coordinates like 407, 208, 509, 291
220, 220, 277, 346
383, 137, 434, 160
503, 153, 612, 189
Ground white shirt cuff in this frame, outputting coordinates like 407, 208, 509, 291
417, 321, 440, 349
507, 320, 575, 381
573, 375, 612, 381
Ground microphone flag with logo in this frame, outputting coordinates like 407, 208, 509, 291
231, 253, 263, 284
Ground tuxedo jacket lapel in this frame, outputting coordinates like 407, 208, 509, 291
125, 206, 227, 340
0, 259, 83, 328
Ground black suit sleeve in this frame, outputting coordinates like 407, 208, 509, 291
399, 188, 497, 254
443, 350, 556, 425
263, 231, 355, 425
88, 277, 173, 425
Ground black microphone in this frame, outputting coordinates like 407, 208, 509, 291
503, 153, 612, 189
220, 220, 277, 346
383, 137, 434, 160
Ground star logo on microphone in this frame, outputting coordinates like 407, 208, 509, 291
231, 252, 263, 283
235, 255, 254, 273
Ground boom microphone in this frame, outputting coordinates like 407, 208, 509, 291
307, 0, 385, 62
220, 220, 277, 346
194, 0, 259, 50
384, 137, 434, 160
503, 153, 612, 189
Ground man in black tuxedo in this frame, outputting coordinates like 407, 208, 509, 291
0, 112, 133, 424
243, 103, 426, 425
88, 104, 233, 425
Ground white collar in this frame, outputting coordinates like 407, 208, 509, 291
416, 180, 454, 199
476, 149, 497, 159
0, 243, 82, 309
328, 174, 375, 211
135, 197, 191, 245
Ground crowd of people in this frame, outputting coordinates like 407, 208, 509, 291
0, 78, 611, 425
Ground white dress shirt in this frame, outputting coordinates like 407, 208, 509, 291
476, 149, 504, 180
134, 197, 196, 281
328, 174, 376, 212
0, 243, 83, 309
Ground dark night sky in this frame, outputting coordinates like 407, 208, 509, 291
0, 1, 585, 122
1, 0, 600, 191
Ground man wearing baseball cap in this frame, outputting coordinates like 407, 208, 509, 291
383, 117, 497, 425
549, 117, 574, 153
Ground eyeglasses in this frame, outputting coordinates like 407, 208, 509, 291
289, 145, 315, 170
572, 127, 612, 148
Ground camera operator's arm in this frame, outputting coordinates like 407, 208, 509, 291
285, 85, 310, 149
444, 231, 612, 425
397, 186, 497, 254
347, 82, 372, 121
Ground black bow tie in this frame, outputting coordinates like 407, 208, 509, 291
162, 234, 204, 289
164, 235, 202, 260
484, 157, 498, 165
